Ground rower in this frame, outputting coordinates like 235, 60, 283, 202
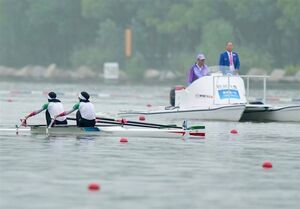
21, 92, 67, 127
55, 91, 96, 127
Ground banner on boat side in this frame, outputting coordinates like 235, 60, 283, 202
218, 89, 240, 99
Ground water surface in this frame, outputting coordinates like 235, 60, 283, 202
0, 81, 299, 209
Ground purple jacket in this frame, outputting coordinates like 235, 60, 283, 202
188, 63, 209, 85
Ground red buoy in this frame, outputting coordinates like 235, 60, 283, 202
230, 129, 238, 134
262, 161, 273, 169
139, 115, 145, 121
88, 183, 100, 191
120, 137, 128, 143
146, 104, 152, 107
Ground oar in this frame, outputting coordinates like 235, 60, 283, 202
99, 118, 181, 129
16, 119, 27, 134
97, 120, 179, 129
95, 117, 181, 129
15, 124, 20, 134
97, 118, 205, 129
66, 117, 179, 129
16, 122, 22, 135
46, 118, 56, 135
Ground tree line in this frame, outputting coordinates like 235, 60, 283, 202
0, 0, 299, 77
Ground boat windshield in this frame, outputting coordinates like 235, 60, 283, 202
208, 65, 239, 76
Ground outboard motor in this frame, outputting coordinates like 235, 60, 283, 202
169, 85, 185, 106
169, 87, 176, 106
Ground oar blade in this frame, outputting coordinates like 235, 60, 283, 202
188, 125, 205, 130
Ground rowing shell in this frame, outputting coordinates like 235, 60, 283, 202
30, 125, 205, 138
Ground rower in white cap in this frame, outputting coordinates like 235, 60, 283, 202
54, 91, 96, 127
21, 92, 67, 127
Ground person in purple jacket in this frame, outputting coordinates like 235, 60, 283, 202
187, 53, 210, 85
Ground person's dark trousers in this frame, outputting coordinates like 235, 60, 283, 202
76, 111, 96, 127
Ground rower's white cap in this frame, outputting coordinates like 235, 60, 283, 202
197, 53, 206, 60
78, 91, 90, 101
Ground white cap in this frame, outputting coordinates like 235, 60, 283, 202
197, 53, 206, 60
78, 91, 90, 101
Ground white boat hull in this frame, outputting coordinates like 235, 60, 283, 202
118, 104, 246, 122
117, 73, 247, 122
241, 104, 300, 122
30, 125, 205, 138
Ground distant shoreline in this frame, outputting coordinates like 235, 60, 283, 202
1, 65, 299, 84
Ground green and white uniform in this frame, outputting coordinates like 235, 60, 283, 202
42, 102, 67, 122
73, 102, 95, 120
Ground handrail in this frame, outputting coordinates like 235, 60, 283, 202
239, 75, 270, 78
212, 74, 270, 104
212, 74, 238, 105
239, 75, 270, 104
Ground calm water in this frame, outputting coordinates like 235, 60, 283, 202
0, 81, 300, 209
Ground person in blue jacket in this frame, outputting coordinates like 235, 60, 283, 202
219, 42, 240, 74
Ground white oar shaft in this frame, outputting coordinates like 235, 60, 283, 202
16, 124, 20, 134
46, 119, 55, 134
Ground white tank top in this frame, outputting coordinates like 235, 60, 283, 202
48, 102, 66, 121
79, 102, 96, 120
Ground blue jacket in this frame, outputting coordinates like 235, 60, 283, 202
219, 51, 240, 70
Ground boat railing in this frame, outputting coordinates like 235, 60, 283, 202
212, 74, 237, 105
212, 74, 270, 105
239, 75, 270, 104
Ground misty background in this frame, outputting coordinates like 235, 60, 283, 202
0, 0, 299, 82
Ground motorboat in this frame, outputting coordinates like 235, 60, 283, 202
119, 67, 247, 122
239, 75, 300, 122
241, 103, 300, 122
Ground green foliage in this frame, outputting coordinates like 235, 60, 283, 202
0, 0, 299, 77
284, 65, 300, 76
197, 19, 234, 66
70, 19, 123, 70
237, 46, 273, 73
70, 47, 107, 70
277, 0, 300, 30
0, 0, 96, 67
170, 52, 195, 74
95, 19, 123, 62
125, 53, 145, 79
